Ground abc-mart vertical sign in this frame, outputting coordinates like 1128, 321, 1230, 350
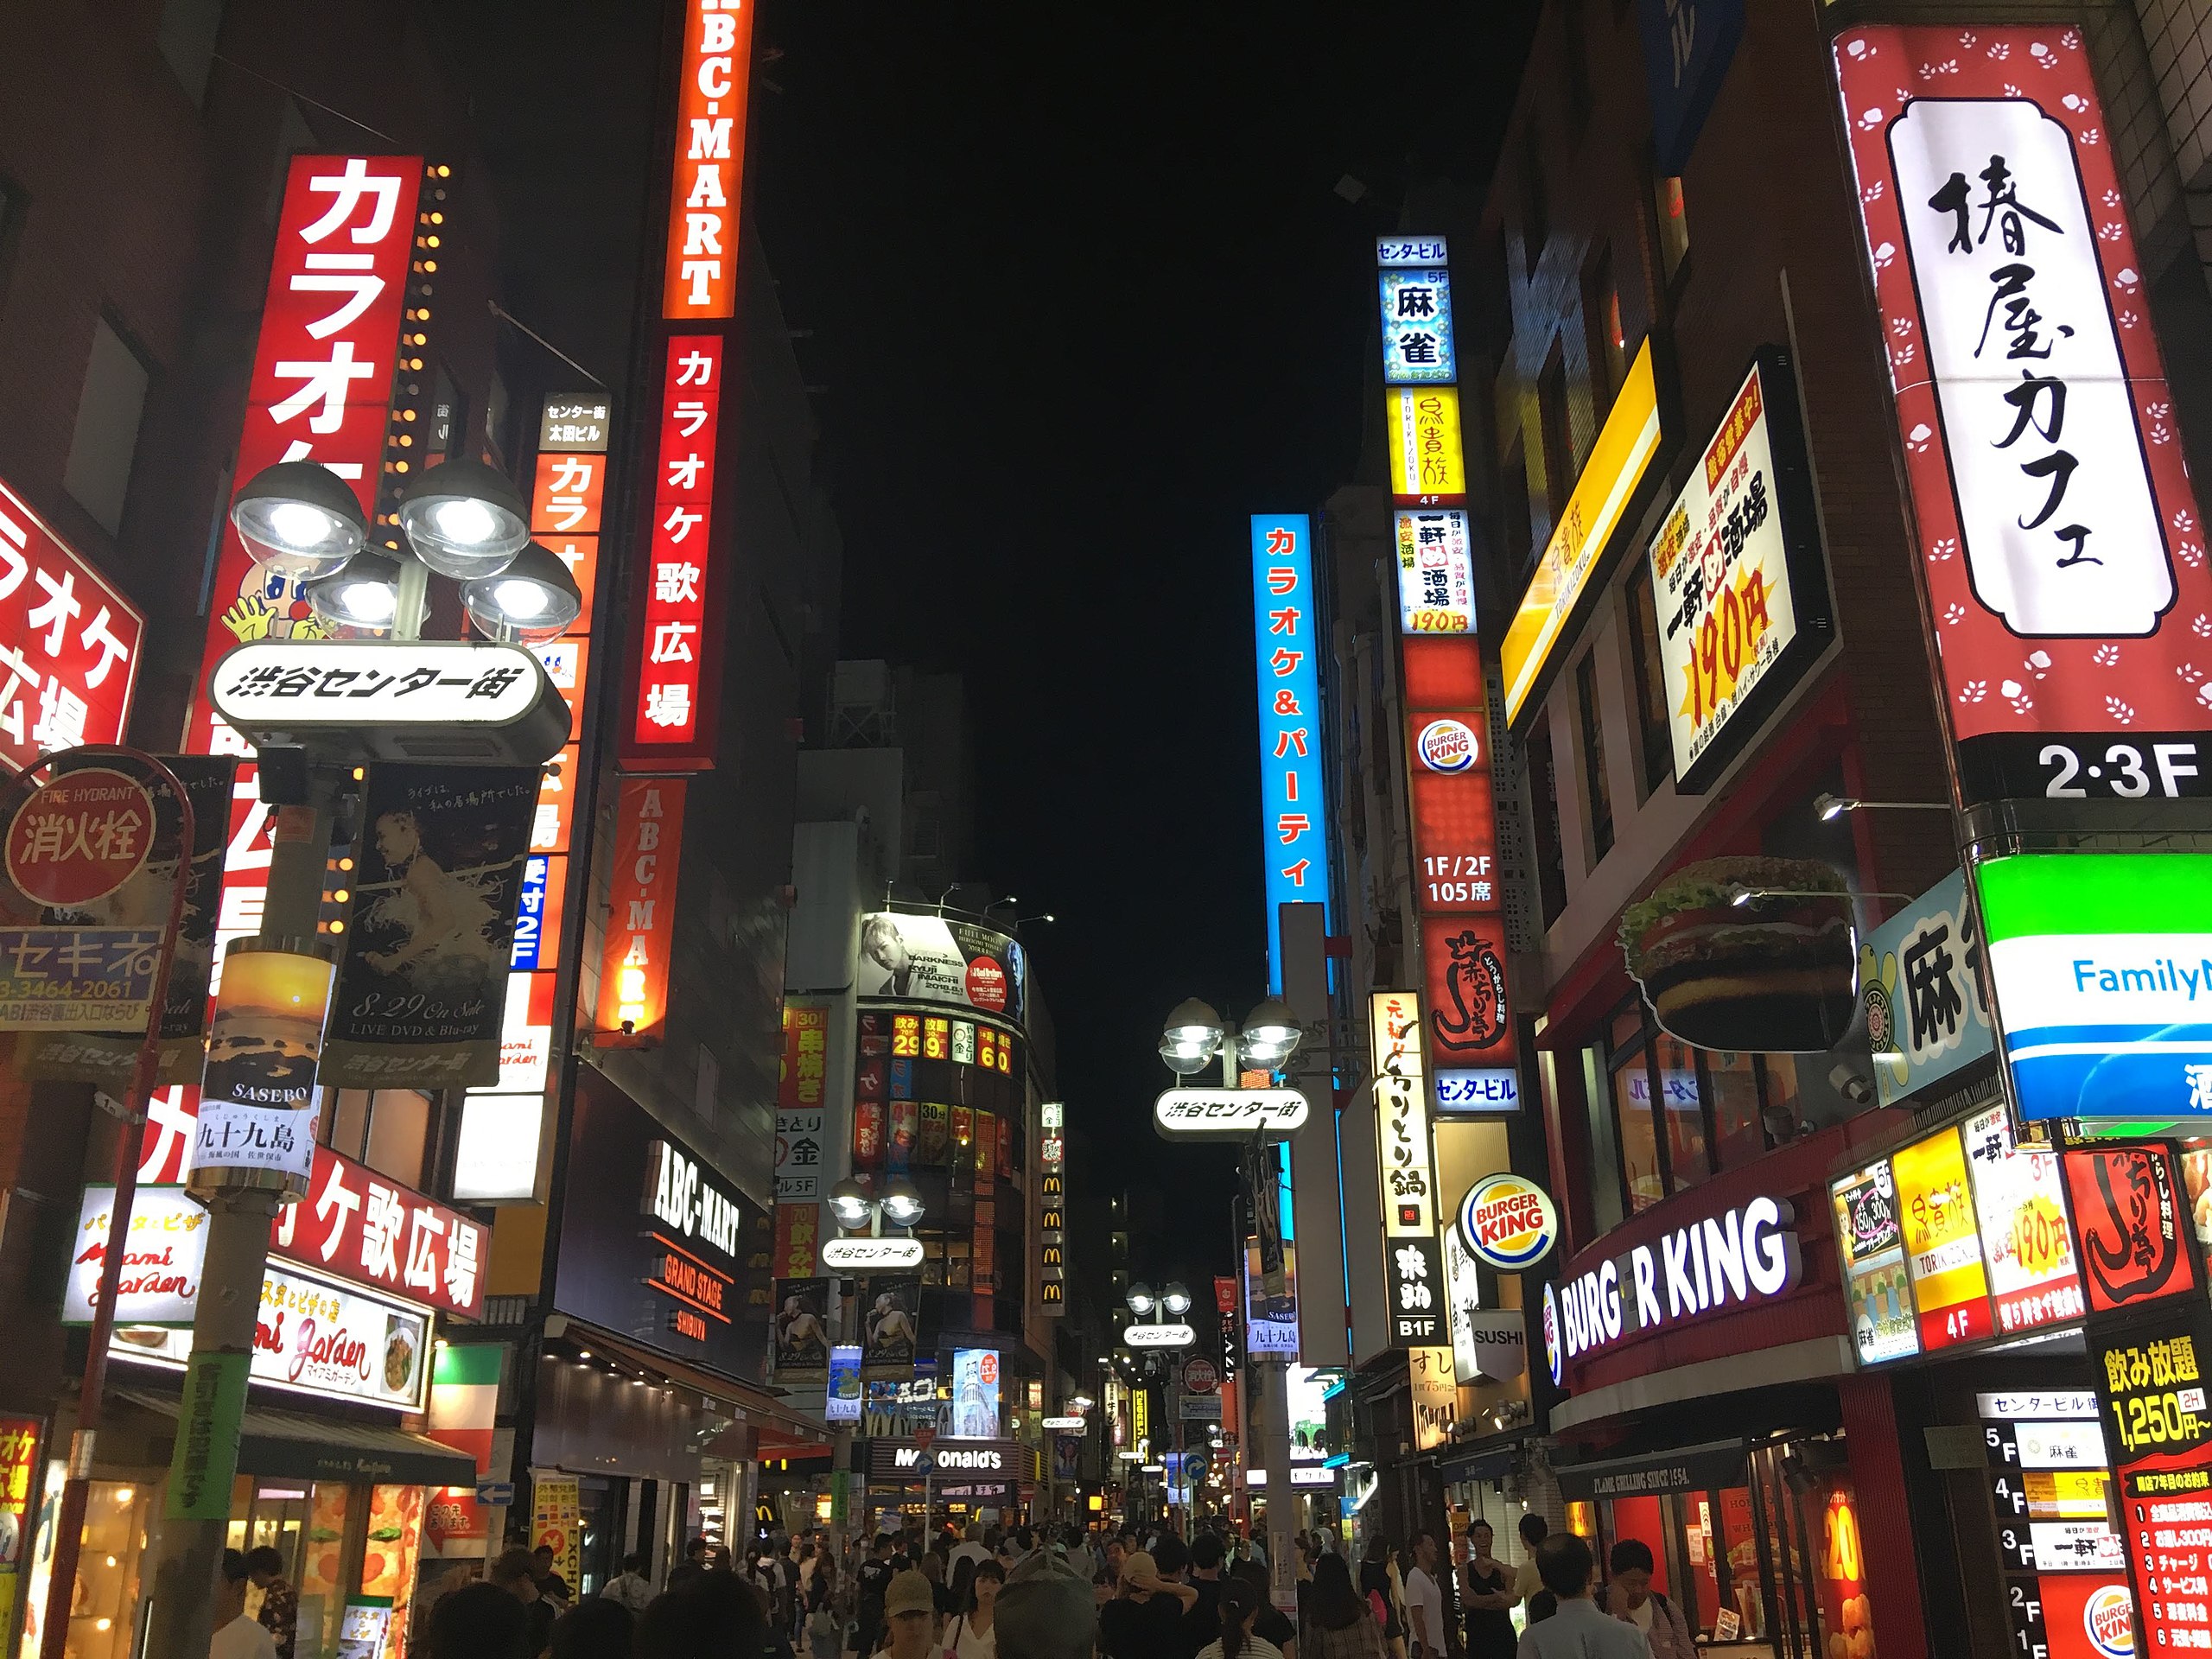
1836, 25, 2212, 807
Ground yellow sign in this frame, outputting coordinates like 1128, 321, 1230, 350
1891, 1126, 1991, 1348
1499, 340, 1663, 721
1388, 387, 1465, 499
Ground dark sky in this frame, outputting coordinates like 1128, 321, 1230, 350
454, 0, 1538, 1304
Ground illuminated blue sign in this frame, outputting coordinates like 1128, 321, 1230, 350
1379, 268, 1454, 384
1252, 514, 1329, 991
511, 855, 550, 970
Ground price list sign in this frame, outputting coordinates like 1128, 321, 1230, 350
1979, 1392, 2131, 1659
2091, 1303, 2212, 1656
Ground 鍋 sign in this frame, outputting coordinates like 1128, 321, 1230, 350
1835, 27, 2212, 806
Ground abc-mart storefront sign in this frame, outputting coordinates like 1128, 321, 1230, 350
1543, 1194, 1803, 1385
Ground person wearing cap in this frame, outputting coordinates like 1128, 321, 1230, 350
1100, 1550, 1198, 1659
883, 1568, 940, 1659
998, 1548, 1099, 1659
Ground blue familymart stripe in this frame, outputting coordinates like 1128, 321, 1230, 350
1974, 854, 2212, 1121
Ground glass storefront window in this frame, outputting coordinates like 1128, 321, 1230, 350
1656, 1033, 1710, 1192
1707, 1050, 1765, 1173
54, 1479, 149, 1659
1611, 1052, 1665, 1213
1601, 998, 1799, 1217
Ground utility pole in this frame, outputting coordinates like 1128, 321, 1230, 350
141, 794, 334, 1659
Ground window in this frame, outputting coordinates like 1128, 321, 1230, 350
1652, 1031, 1710, 1192
1604, 996, 1796, 1214
1520, 125, 1548, 275
1526, 721, 1569, 926
1537, 343, 1572, 528
1500, 438, 1535, 583
1576, 652, 1613, 861
1624, 563, 1673, 795
1583, 244, 1630, 417
1580, 1046, 1626, 1236
63, 317, 152, 537
1609, 1009, 1666, 1214
1655, 168, 1691, 286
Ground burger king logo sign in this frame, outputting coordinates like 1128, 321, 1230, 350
1459, 1175, 1560, 1272
2083, 1584, 2133, 1659
1416, 718, 1478, 773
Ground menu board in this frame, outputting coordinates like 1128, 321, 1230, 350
1831, 1162, 1919, 1365
2089, 1300, 2212, 1657
1961, 1106, 2084, 1337
1981, 1392, 2130, 1659
1891, 1126, 1994, 1351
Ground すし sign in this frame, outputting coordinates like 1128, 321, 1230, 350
1834, 27, 2212, 807
1457, 1175, 1559, 1271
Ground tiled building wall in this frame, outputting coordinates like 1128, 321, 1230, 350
2137, 0, 2212, 264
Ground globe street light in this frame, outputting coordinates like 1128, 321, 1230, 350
1159, 998, 1225, 1074
230, 461, 367, 575
462, 543, 583, 644
394, 457, 531, 577
828, 1178, 875, 1233
1236, 997, 1304, 1069
1161, 1282, 1192, 1317
1126, 1283, 1156, 1318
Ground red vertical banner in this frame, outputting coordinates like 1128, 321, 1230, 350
661, 0, 755, 322
593, 778, 686, 1045
622, 336, 724, 766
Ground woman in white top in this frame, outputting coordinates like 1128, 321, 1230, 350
1198, 1578, 1287, 1659
943, 1557, 1004, 1658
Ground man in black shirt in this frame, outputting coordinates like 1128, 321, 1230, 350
1098, 1553, 1197, 1659
1181, 1535, 1224, 1659
854, 1533, 898, 1657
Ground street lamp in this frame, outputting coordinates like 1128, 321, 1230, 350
1126, 1283, 1156, 1318
1236, 997, 1303, 1069
394, 456, 531, 577
1159, 998, 1225, 1074
822, 1175, 927, 1270
461, 543, 583, 644
1161, 1282, 1192, 1317
229, 461, 367, 575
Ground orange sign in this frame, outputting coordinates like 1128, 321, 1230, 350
662, 0, 757, 321
530, 451, 604, 537
594, 778, 686, 1045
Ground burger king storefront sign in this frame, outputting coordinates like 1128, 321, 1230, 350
1542, 1194, 1803, 1387
1459, 1175, 1560, 1271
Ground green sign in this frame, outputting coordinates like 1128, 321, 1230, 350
165, 1350, 249, 1520
830, 1470, 849, 1526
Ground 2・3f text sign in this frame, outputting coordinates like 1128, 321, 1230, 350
1836, 28, 2212, 806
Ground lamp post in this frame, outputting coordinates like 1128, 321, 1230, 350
823, 1176, 925, 1553
136, 457, 563, 1659
1154, 997, 1300, 1607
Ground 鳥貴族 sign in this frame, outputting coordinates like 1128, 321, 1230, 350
1836, 27, 2212, 807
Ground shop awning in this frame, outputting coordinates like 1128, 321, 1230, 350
115, 1389, 475, 1488
1554, 1438, 1749, 1501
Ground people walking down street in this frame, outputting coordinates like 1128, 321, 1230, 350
1602, 1541, 1694, 1659
855, 1535, 899, 1657
882, 1570, 940, 1659
605, 1553, 657, 1613
633, 1571, 772, 1659
1458, 1523, 1516, 1659
1230, 1560, 1297, 1659
1402, 1534, 1446, 1659
1301, 1555, 1385, 1659
550, 1598, 634, 1659
804, 1559, 842, 1659
941, 1559, 1004, 1658
212, 1550, 280, 1659
1512, 1536, 1643, 1659
1099, 1552, 1198, 1659
669, 1537, 715, 1595
1196, 1578, 1285, 1659
243, 1546, 299, 1659
423, 1580, 531, 1659
995, 1549, 1096, 1659
491, 1547, 556, 1658
1357, 1537, 1404, 1659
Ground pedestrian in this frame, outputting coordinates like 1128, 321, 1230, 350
604, 1551, 656, 1613
995, 1549, 1096, 1659
212, 1549, 279, 1659
921, 1548, 952, 1616
1458, 1523, 1515, 1659
1401, 1534, 1446, 1659
424, 1580, 530, 1659
1357, 1538, 1403, 1659
1230, 1560, 1296, 1659
1602, 1541, 1693, 1658
491, 1546, 556, 1658
804, 1559, 843, 1659
950, 1524, 990, 1575
882, 1569, 940, 1659
1300, 1554, 1384, 1659
669, 1537, 715, 1594
243, 1546, 298, 1659
1512, 1535, 1643, 1659
1099, 1551, 1198, 1659
633, 1571, 772, 1658
532, 1544, 573, 1608
943, 1558, 1004, 1657
1509, 1518, 1546, 1611
1185, 1534, 1227, 1652
1197, 1578, 1283, 1659
855, 1533, 899, 1656
550, 1598, 633, 1659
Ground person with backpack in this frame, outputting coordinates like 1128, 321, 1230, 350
1602, 1541, 1693, 1659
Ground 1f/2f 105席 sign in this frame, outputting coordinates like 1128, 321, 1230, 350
1835, 27, 2212, 806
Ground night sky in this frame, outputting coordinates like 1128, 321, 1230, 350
454, 0, 1538, 1304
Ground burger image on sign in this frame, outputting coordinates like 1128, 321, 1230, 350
1415, 718, 1478, 773
1618, 856, 1856, 1052
1458, 1175, 1559, 1271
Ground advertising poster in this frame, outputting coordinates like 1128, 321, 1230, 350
1830, 1162, 1918, 1366
0, 1417, 38, 1642
0, 928, 161, 1033
771, 1279, 832, 1384
2088, 1300, 2212, 1656
775, 1000, 830, 1203
193, 945, 334, 1185
951, 1349, 1001, 1440
62, 1185, 207, 1325
861, 1277, 919, 1381
2063, 1145, 2200, 1314
322, 764, 538, 1090
531, 1474, 582, 1591
1961, 1107, 2082, 1338
1891, 1127, 1993, 1351
856, 912, 1026, 1025
825, 1345, 862, 1424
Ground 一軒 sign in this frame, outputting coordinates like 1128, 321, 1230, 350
1371, 991, 1445, 1346
1835, 27, 2212, 807
1977, 852, 2212, 1123
1643, 352, 1832, 793
1378, 266, 1455, 384
1152, 1088, 1308, 1140
1961, 1105, 2082, 1339
1860, 870, 1993, 1108
1395, 511, 1475, 635
1500, 340, 1664, 723
1388, 391, 1466, 505
1251, 516, 1330, 988
0, 476, 143, 770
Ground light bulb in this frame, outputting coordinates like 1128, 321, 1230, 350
268, 502, 336, 548
432, 498, 499, 547
340, 580, 397, 622
493, 578, 550, 618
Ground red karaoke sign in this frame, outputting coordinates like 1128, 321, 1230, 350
625, 338, 723, 764
273, 1145, 486, 1320
0, 477, 143, 769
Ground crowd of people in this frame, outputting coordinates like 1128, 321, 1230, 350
202, 1512, 1689, 1659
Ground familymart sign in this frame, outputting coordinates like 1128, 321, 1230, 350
1978, 853, 2212, 1122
